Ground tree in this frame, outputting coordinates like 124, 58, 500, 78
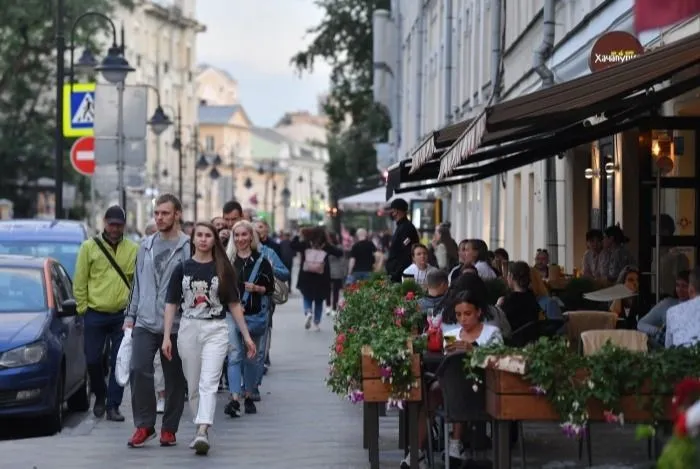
0, 0, 131, 217
291, 0, 391, 204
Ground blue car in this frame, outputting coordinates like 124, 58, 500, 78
0, 254, 89, 434
0, 219, 89, 279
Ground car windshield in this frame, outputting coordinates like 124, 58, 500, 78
0, 267, 46, 312
0, 242, 80, 278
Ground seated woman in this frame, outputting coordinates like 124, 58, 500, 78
447, 272, 512, 338
530, 267, 563, 320
638, 270, 690, 344
403, 243, 438, 288
610, 266, 645, 330
401, 290, 502, 469
497, 261, 542, 332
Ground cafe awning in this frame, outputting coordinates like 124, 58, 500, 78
389, 31, 700, 198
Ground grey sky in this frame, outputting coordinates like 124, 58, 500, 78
196, 0, 331, 127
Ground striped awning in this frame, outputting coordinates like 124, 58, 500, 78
438, 111, 487, 179
408, 134, 436, 174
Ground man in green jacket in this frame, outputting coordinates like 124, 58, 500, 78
73, 206, 138, 421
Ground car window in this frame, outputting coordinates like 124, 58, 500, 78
55, 263, 73, 299
0, 267, 47, 312
51, 264, 71, 306
0, 242, 81, 278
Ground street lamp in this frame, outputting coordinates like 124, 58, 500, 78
148, 105, 172, 136
55, 6, 134, 214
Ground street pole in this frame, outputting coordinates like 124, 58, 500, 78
116, 80, 126, 208
54, 0, 65, 217
177, 104, 183, 202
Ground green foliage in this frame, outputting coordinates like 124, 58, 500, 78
0, 0, 130, 216
327, 278, 426, 402
466, 337, 700, 437
657, 436, 698, 469
291, 0, 392, 201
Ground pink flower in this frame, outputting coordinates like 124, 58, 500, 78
348, 389, 364, 403
394, 307, 406, 317
530, 386, 547, 396
380, 365, 392, 378
405, 292, 415, 300
338, 299, 346, 310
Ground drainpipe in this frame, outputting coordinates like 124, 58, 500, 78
393, 0, 403, 163
415, 5, 425, 142
534, 0, 558, 263
488, 0, 503, 250
443, 0, 453, 125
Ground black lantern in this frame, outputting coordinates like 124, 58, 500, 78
209, 167, 221, 180
212, 154, 223, 166
244, 177, 253, 189
196, 154, 209, 170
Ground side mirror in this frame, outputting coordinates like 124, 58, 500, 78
58, 299, 78, 317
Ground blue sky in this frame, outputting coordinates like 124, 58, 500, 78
196, 0, 331, 127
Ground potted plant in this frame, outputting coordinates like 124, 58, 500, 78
327, 276, 426, 406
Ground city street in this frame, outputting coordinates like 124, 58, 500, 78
0, 295, 657, 468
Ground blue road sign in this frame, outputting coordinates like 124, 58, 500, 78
62, 83, 95, 137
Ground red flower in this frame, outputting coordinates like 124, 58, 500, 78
335, 344, 344, 354
674, 412, 688, 437
672, 378, 700, 418
336, 333, 346, 344
405, 292, 415, 300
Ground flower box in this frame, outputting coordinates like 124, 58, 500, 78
361, 345, 422, 403
485, 367, 672, 422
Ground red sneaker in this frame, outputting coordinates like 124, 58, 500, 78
160, 429, 177, 447
127, 427, 156, 448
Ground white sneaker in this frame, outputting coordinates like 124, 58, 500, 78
399, 449, 427, 469
325, 308, 332, 316
304, 313, 313, 330
314, 324, 321, 332
156, 397, 165, 414
448, 438, 465, 459
193, 432, 210, 455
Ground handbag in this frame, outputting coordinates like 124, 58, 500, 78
272, 277, 289, 305
93, 236, 130, 289
241, 255, 268, 337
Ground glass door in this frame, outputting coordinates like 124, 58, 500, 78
638, 118, 700, 300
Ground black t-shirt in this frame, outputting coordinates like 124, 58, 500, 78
166, 259, 239, 320
350, 240, 377, 273
501, 290, 542, 331
232, 251, 274, 316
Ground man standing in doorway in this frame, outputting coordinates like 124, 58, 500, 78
73, 206, 138, 421
385, 198, 419, 283
124, 193, 191, 448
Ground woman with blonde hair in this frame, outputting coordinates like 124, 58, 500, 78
223, 220, 274, 417
530, 267, 563, 320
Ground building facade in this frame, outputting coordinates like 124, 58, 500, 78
378, 0, 700, 272
113, 0, 205, 225
196, 64, 239, 106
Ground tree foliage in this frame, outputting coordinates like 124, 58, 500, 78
291, 0, 391, 202
0, 0, 130, 217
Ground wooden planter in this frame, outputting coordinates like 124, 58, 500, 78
361, 345, 422, 402
485, 367, 672, 422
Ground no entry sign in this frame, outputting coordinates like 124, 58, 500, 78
70, 136, 95, 176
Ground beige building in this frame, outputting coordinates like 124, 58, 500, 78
113, 0, 205, 224
196, 64, 239, 106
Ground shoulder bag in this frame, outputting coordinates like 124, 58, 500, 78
261, 245, 289, 305
93, 236, 131, 290
240, 255, 268, 337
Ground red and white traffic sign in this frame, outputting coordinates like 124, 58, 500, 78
70, 136, 95, 176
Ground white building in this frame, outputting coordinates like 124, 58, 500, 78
376, 0, 700, 276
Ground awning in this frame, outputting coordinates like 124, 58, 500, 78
339, 186, 423, 211
407, 31, 700, 179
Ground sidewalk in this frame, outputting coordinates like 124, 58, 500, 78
0, 298, 658, 468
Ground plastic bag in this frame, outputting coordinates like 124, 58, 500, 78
115, 328, 132, 386
426, 316, 443, 353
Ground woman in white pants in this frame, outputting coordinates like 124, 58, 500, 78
162, 222, 255, 455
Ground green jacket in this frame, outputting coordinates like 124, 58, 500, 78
73, 235, 139, 314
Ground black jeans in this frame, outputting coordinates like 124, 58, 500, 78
130, 327, 186, 432
327, 279, 343, 310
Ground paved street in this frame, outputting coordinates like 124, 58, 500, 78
0, 296, 658, 468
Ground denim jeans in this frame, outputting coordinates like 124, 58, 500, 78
303, 296, 324, 325
226, 315, 265, 396
83, 309, 124, 410
354, 271, 371, 281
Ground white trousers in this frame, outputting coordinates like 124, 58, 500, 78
153, 353, 165, 393
177, 317, 229, 425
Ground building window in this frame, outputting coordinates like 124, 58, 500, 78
163, 62, 170, 73
205, 136, 215, 152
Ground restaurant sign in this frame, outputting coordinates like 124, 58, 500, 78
589, 31, 644, 72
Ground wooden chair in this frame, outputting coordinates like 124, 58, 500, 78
565, 311, 618, 352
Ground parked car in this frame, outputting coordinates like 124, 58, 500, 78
0, 254, 89, 434
0, 219, 89, 279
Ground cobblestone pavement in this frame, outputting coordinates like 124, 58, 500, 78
0, 291, 660, 468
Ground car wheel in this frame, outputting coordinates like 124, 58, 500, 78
44, 372, 64, 435
67, 369, 90, 412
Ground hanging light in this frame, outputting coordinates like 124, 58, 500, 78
95, 45, 134, 84
148, 106, 172, 136
212, 154, 223, 166
209, 167, 221, 180
196, 154, 209, 171
75, 49, 98, 75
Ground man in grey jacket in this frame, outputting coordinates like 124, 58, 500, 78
123, 193, 191, 448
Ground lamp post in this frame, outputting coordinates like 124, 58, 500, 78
55, 4, 134, 214
281, 186, 291, 230
144, 86, 172, 194
258, 161, 278, 229
195, 152, 220, 220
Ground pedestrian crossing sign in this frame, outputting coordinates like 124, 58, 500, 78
62, 83, 96, 137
